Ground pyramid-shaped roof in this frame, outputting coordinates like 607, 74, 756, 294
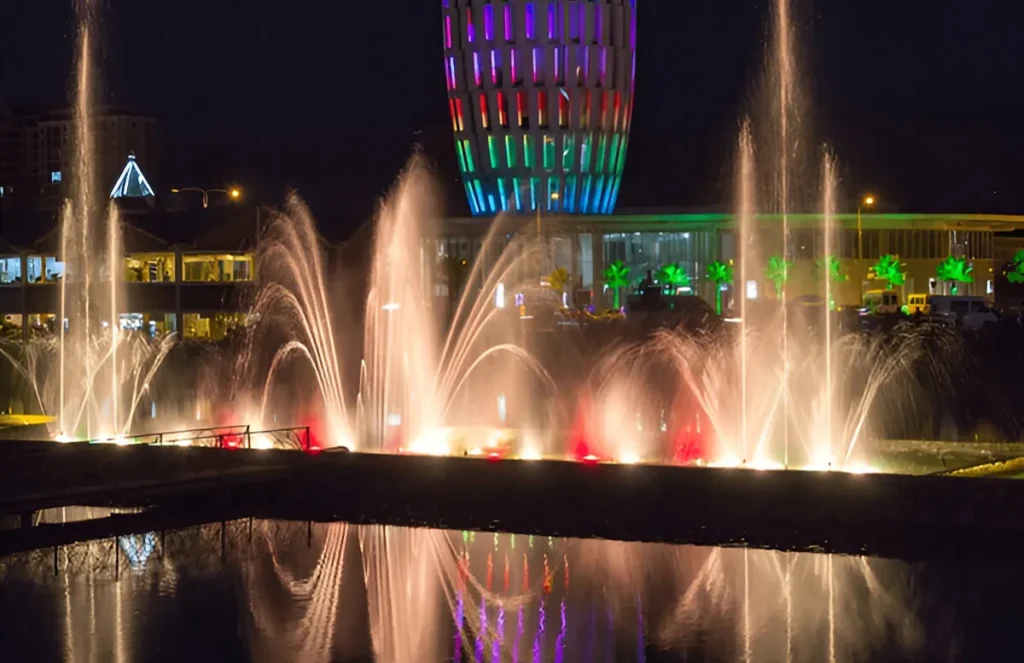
109, 153, 155, 199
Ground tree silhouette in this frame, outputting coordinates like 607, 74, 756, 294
706, 261, 734, 315
602, 260, 630, 310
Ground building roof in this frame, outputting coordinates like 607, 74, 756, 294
109, 154, 156, 199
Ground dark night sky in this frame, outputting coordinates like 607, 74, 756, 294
2, 0, 1022, 238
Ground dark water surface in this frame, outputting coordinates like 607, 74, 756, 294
0, 519, 1021, 662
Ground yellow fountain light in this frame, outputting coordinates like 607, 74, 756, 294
519, 447, 542, 461
54, 432, 72, 444
617, 451, 640, 465
251, 434, 275, 451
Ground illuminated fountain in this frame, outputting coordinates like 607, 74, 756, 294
0, 0, 173, 443
248, 156, 563, 456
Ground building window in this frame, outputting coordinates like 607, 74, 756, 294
125, 253, 175, 282
183, 312, 247, 342
50, 171, 62, 183
0, 257, 22, 284
26, 256, 64, 283
182, 254, 255, 282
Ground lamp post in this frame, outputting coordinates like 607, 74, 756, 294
857, 194, 876, 259
171, 187, 242, 209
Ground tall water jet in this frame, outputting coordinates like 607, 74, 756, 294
0, 0, 177, 442
737, 121, 756, 463
821, 152, 838, 461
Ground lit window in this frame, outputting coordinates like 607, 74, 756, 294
183, 312, 247, 342
0, 256, 22, 284
50, 171, 62, 183
125, 253, 175, 282
532, 46, 544, 84
26, 256, 64, 284
182, 254, 255, 282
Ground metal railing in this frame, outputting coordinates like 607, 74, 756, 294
85, 424, 314, 452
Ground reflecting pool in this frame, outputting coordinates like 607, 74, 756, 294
0, 521, 1020, 662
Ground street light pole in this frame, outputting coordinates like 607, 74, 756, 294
171, 187, 241, 209
857, 194, 876, 259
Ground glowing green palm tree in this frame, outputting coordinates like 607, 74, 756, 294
1007, 250, 1024, 284
657, 263, 690, 291
815, 256, 847, 310
764, 255, 792, 299
936, 256, 973, 295
602, 260, 630, 310
706, 261, 734, 315
873, 254, 906, 290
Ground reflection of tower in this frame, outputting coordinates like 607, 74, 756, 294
443, 1, 637, 215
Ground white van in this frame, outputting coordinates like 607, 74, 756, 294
928, 296, 997, 330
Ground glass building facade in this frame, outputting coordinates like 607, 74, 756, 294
443, 0, 637, 216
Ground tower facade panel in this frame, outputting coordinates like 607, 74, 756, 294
443, 0, 636, 215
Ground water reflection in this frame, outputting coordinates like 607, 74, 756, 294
0, 520, 1002, 662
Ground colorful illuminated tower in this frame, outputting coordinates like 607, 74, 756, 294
442, 1, 636, 216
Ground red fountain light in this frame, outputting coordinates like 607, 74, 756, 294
671, 392, 710, 465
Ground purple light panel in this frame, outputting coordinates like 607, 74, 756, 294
483, 4, 494, 40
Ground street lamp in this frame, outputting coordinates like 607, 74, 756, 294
857, 194, 876, 259
171, 187, 242, 209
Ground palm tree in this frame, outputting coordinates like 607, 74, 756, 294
1007, 249, 1024, 284
814, 256, 846, 283
872, 254, 906, 290
547, 266, 571, 307
936, 256, 973, 295
657, 263, 690, 292
602, 260, 630, 310
814, 256, 847, 310
706, 261, 734, 315
764, 255, 792, 299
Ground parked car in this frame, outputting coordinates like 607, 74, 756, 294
928, 295, 997, 330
